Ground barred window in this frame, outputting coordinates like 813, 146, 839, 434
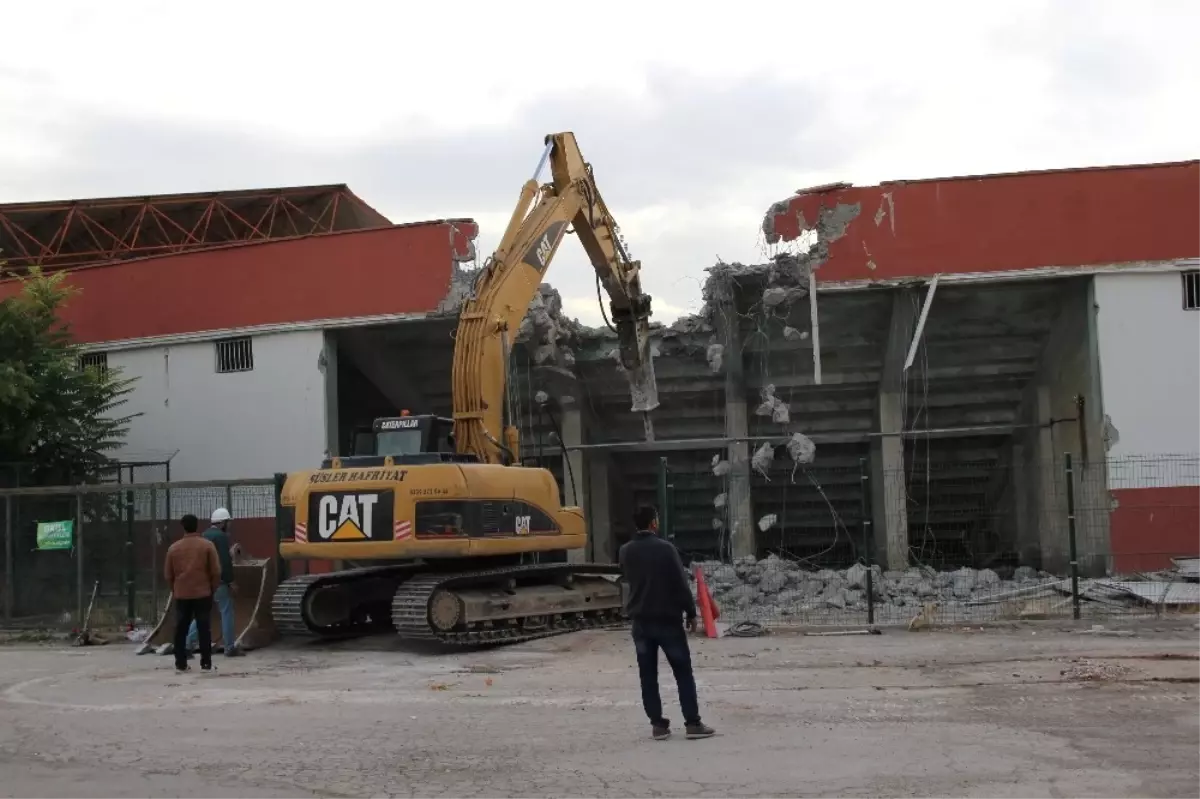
78, 351, 108, 374
1182, 270, 1199, 311
215, 337, 254, 373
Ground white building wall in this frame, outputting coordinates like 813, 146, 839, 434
1093, 270, 1200, 488
105, 330, 331, 518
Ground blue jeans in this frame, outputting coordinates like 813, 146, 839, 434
631, 618, 701, 727
186, 583, 236, 653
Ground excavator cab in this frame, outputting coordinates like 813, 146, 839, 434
326, 413, 470, 468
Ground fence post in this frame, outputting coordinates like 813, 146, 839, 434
273, 473, 289, 582
125, 489, 136, 626
860, 457, 875, 626
225, 483, 234, 516
1064, 452, 1081, 620
3, 495, 12, 621
75, 492, 84, 626
656, 457, 673, 541
150, 485, 159, 622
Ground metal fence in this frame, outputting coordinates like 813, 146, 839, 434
1, 478, 277, 630
2, 454, 1195, 632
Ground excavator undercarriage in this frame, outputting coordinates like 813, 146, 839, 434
271, 561, 624, 646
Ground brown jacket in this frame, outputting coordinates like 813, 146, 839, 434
164, 533, 221, 600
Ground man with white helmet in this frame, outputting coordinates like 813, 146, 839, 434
185, 507, 242, 657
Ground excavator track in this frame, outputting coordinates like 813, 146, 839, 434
272, 565, 420, 640
392, 563, 625, 647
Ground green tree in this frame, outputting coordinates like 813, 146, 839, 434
0, 266, 138, 487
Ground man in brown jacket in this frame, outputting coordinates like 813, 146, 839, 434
163, 514, 221, 672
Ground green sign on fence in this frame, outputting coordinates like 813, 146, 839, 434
36, 520, 74, 551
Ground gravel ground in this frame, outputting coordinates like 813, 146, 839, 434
1, 622, 1197, 797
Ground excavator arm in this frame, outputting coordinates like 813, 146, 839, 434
452, 132, 659, 465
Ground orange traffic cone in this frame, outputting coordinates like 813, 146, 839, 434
693, 564, 720, 638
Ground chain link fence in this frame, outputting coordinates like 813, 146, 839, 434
1, 478, 277, 630
656, 451, 1199, 628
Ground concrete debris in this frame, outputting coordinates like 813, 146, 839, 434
436, 262, 482, 314
713, 493, 727, 510
711, 518, 724, 531
750, 442, 775, 477
706, 343, 724, 373
757, 514, 777, 532
711, 454, 731, 477
693, 560, 1066, 616
786, 432, 816, 465
1060, 658, 1131, 681
534, 391, 549, 405
755, 385, 790, 424
1172, 557, 1199, 582
782, 325, 808, 342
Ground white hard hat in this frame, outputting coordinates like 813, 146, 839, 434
211, 507, 232, 524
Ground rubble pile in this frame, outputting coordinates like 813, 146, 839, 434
691, 557, 1058, 617
516, 284, 588, 370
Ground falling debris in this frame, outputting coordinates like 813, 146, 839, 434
755, 384, 790, 424
783, 325, 808, 342
534, 390, 549, 405
711, 518, 724, 531
706, 343, 724, 373
786, 432, 816, 465
712, 454, 732, 477
757, 513, 778, 532
751, 442, 775, 478
713, 493, 727, 509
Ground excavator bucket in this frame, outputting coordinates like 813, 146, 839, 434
135, 554, 279, 655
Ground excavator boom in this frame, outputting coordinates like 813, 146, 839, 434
452, 132, 659, 465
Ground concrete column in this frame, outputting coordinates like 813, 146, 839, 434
719, 300, 755, 559
1015, 278, 1111, 575
870, 395, 909, 570
320, 331, 340, 456
871, 289, 916, 570
560, 399, 587, 564
586, 452, 614, 563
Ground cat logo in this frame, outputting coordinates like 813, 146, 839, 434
515, 515, 531, 536
317, 493, 378, 540
533, 234, 553, 269
522, 221, 567, 273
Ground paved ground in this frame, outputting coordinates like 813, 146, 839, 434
1, 622, 1197, 797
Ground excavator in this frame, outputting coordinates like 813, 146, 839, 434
267, 132, 660, 647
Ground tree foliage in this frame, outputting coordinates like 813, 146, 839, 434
0, 266, 138, 487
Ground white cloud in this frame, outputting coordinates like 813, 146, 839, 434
2, 0, 1196, 324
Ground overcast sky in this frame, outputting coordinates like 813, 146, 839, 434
2, 1, 1196, 325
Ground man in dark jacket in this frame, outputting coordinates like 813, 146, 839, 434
618, 505, 715, 741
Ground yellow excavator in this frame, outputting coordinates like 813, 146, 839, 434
270, 133, 659, 646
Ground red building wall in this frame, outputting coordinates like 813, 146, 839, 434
1109, 486, 1200, 573
764, 161, 1200, 283
0, 219, 478, 344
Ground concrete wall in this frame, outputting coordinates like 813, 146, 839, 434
109, 329, 330, 484
1094, 271, 1200, 466
1093, 270, 1200, 571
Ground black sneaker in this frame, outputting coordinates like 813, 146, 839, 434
652, 724, 671, 741
201, 663, 213, 672
223, 647, 244, 657
175, 664, 190, 673
685, 722, 715, 739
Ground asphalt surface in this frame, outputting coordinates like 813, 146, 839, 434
1, 622, 1197, 797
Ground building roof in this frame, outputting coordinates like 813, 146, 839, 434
762, 159, 1200, 283
0, 184, 392, 274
